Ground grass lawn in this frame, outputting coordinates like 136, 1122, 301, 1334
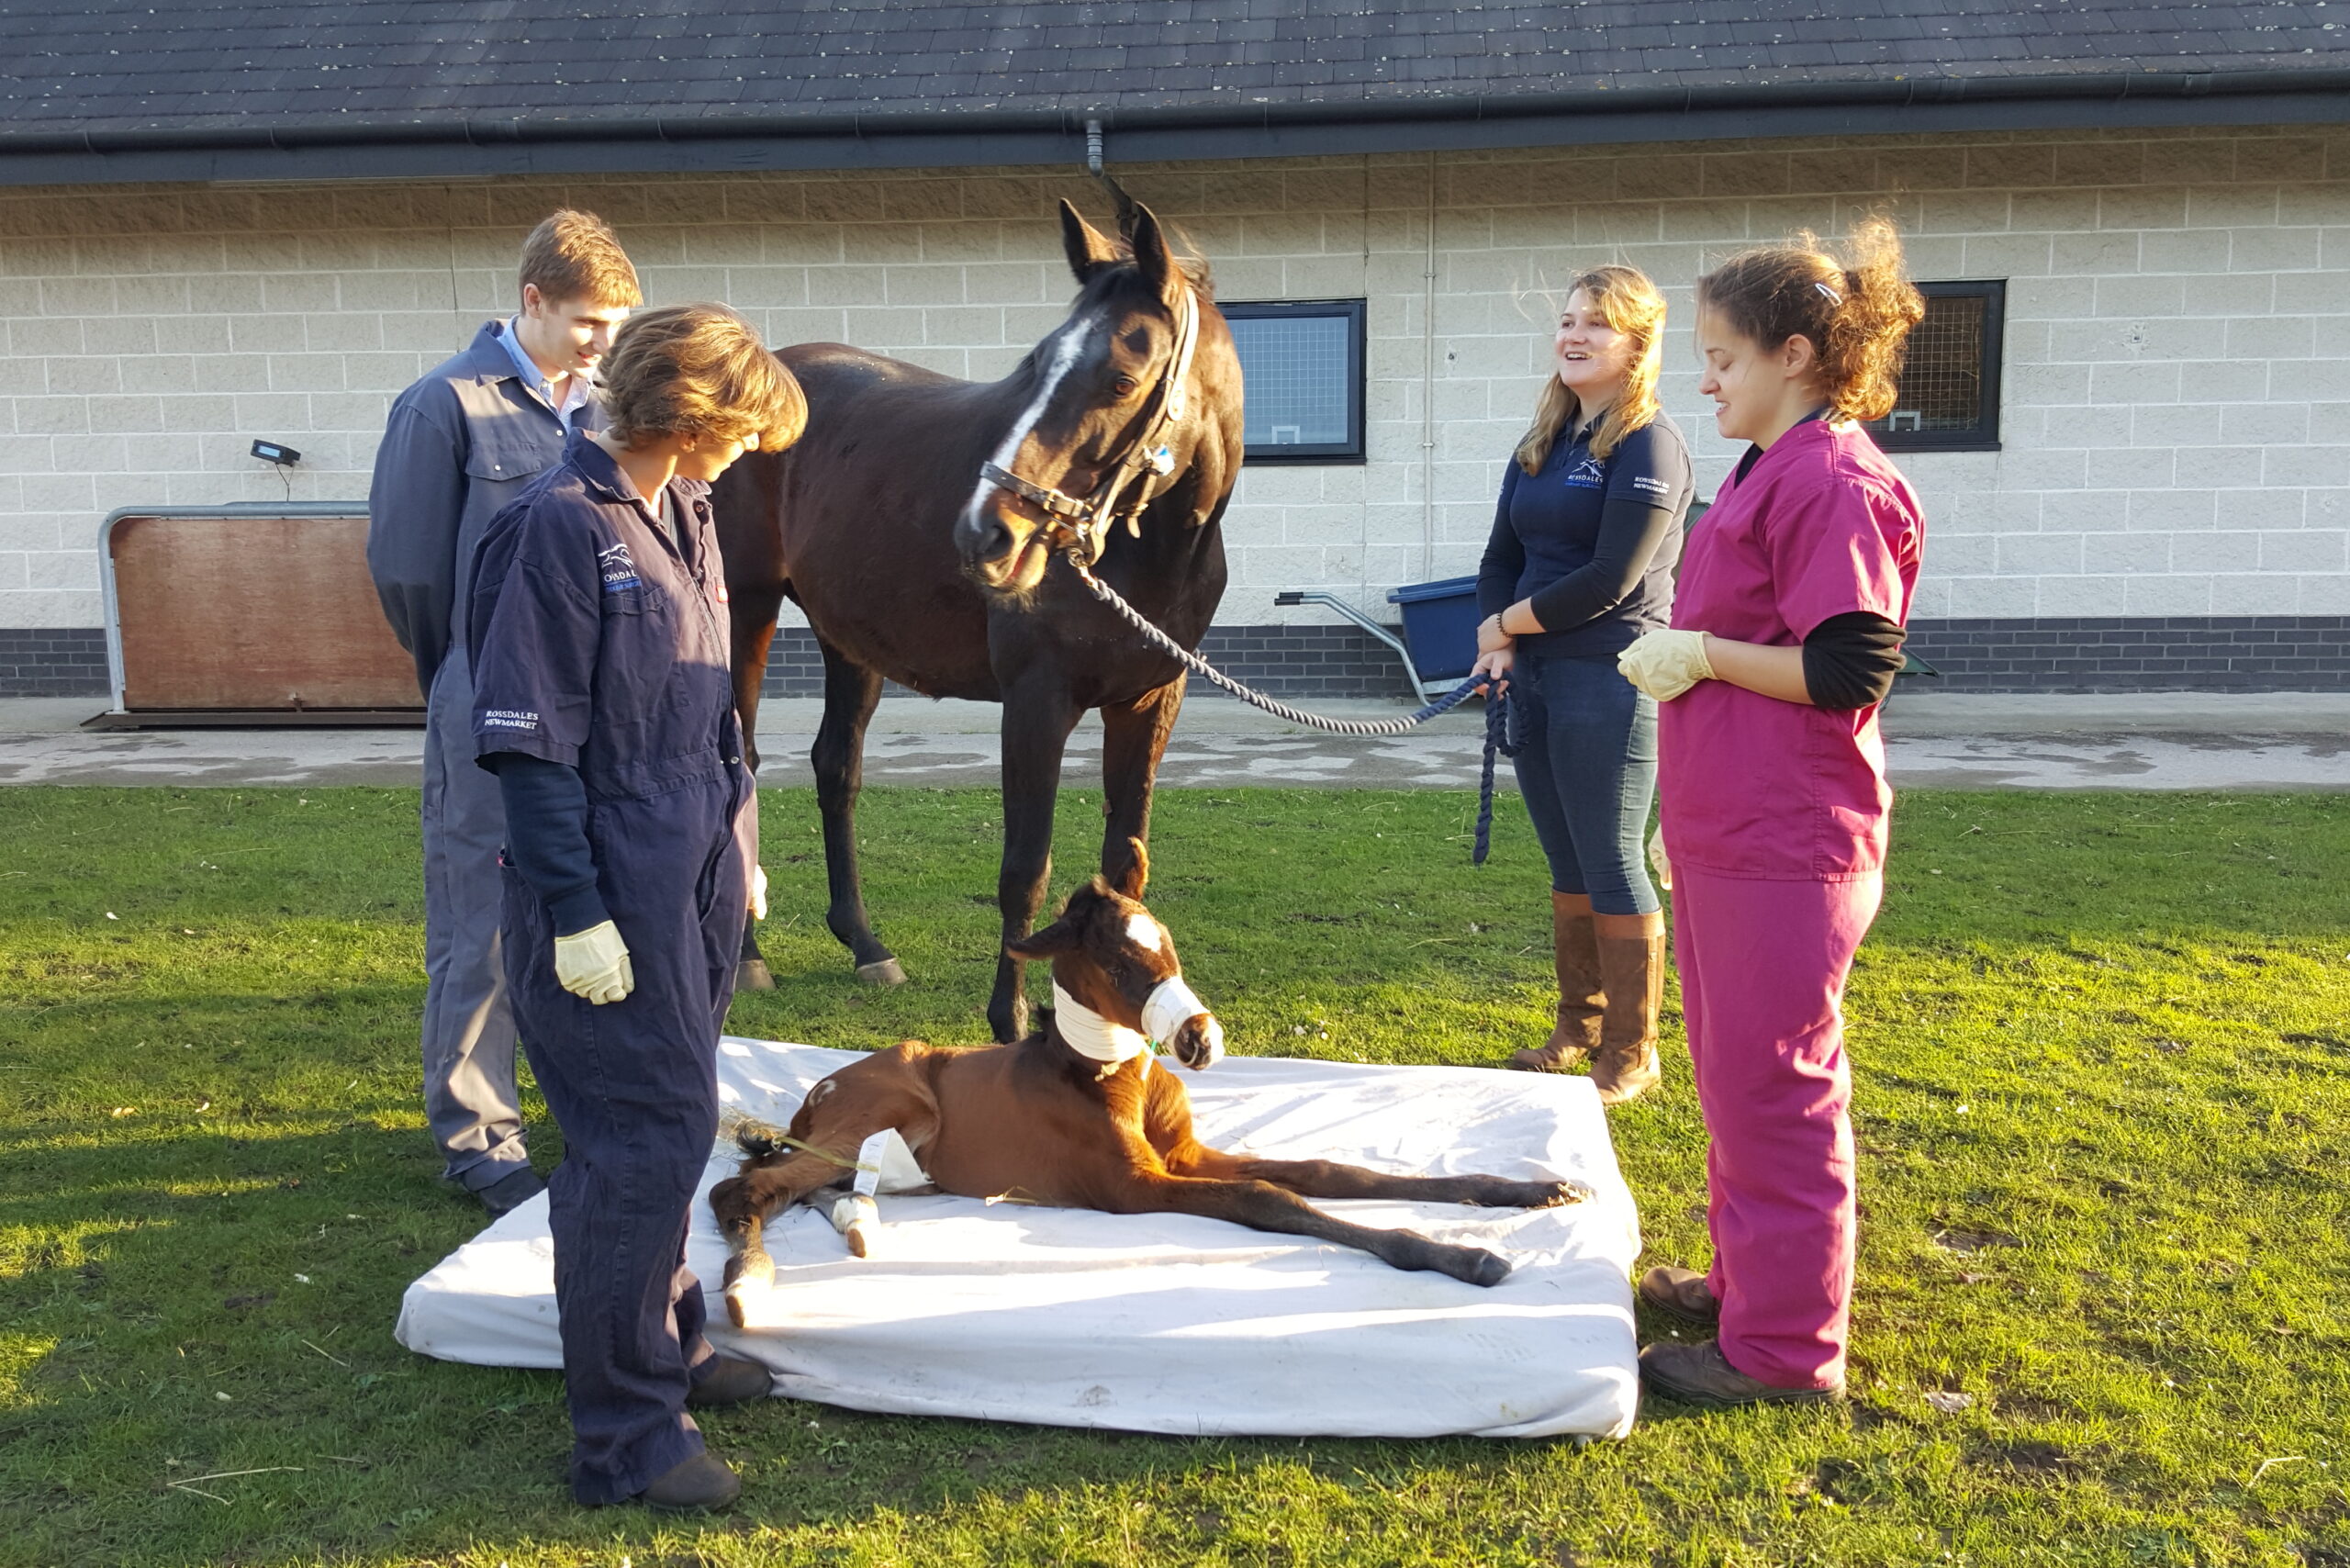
1, 783, 2345, 1567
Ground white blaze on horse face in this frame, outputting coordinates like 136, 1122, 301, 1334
1125, 912, 1164, 953
960, 313, 1101, 537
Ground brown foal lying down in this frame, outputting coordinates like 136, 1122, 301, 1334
708, 848, 1589, 1325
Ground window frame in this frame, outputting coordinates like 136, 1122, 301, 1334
1220, 297, 1368, 465
1865, 279, 2006, 454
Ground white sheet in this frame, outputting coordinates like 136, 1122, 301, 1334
395, 1036, 1642, 1440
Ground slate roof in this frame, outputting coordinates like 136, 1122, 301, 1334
3, 0, 2345, 140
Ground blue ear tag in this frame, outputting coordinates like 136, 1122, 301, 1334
1147, 445, 1176, 476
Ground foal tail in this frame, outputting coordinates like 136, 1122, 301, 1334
720, 1106, 786, 1161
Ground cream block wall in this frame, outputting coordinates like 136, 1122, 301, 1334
0, 123, 2344, 632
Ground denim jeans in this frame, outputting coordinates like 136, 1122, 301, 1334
1508, 651, 1661, 916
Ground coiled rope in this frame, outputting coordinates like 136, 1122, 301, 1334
1065, 554, 1523, 862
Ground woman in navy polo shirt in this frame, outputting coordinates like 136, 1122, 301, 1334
1471, 266, 1694, 1103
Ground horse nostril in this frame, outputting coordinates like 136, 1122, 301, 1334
1174, 1015, 1225, 1070
957, 512, 1014, 566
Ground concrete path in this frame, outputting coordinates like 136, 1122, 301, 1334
1, 691, 2344, 791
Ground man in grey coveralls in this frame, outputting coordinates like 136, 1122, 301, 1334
366, 210, 641, 1215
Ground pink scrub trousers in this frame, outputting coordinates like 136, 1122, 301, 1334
1671, 864, 1881, 1390
1656, 417, 1927, 1393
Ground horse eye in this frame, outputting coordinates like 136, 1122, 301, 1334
1113, 375, 1140, 396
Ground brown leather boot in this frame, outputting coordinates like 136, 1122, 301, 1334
636, 1450, 742, 1512
1590, 913, 1664, 1103
1638, 1264, 1719, 1327
1639, 1339, 1844, 1408
1511, 891, 1604, 1072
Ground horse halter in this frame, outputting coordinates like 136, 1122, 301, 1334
979, 281, 1202, 566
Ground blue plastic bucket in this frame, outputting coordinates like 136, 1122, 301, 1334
1384, 576, 1483, 684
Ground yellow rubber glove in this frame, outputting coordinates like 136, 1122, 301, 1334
750, 863, 769, 922
554, 920, 633, 1004
1617, 629, 1716, 701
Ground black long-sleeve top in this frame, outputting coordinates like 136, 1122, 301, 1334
1803, 610, 1907, 711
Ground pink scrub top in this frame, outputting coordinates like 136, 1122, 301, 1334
1657, 419, 1925, 882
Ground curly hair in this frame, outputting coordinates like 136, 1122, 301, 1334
1515, 264, 1669, 476
1695, 217, 1926, 424
598, 304, 807, 453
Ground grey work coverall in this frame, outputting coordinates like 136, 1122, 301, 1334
366, 320, 599, 1194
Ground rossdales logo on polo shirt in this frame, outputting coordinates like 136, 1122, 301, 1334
483, 709, 540, 731
1564, 455, 1606, 488
598, 542, 642, 592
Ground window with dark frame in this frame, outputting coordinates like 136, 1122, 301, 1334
1863, 281, 2005, 453
1223, 298, 1366, 464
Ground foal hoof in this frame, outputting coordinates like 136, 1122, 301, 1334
1448, 1248, 1512, 1288
856, 957, 908, 986
722, 1249, 774, 1293
736, 958, 776, 991
1530, 1180, 1594, 1208
722, 1251, 773, 1329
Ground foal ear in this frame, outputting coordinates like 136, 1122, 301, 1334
1110, 837, 1149, 902
1128, 203, 1183, 308
1006, 909, 1085, 962
1059, 199, 1121, 285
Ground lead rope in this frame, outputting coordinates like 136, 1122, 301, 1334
1064, 553, 1522, 862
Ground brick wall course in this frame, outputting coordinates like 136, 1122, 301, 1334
0, 126, 2344, 644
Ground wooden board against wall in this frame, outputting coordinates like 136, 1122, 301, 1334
110, 513, 421, 711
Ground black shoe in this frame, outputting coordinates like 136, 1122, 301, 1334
686, 1353, 773, 1407
475, 1167, 546, 1218
637, 1450, 740, 1512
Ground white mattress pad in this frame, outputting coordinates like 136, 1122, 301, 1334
395, 1036, 1642, 1439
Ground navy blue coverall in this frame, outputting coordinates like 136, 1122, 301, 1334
465, 429, 753, 1504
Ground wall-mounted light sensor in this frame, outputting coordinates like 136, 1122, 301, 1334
251, 440, 302, 466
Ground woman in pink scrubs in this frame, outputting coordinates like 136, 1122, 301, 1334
1616, 220, 1925, 1407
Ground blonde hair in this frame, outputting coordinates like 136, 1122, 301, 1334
1695, 217, 1925, 423
1515, 265, 1668, 476
599, 305, 807, 452
517, 209, 642, 310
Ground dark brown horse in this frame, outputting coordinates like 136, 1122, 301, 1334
708, 847, 1590, 1327
712, 199, 1243, 1041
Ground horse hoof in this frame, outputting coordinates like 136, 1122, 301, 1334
736, 959, 776, 991
725, 1290, 750, 1329
856, 958, 908, 986
1535, 1181, 1593, 1208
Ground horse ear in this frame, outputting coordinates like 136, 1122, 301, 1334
1128, 203, 1181, 307
1059, 199, 1120, 284
1111, 837, 1148, 902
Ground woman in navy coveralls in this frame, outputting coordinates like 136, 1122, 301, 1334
465, 305, 805, 1511
1470, 266, 1694, 1103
